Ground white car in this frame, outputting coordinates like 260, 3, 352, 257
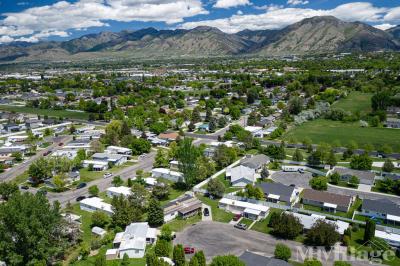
103, 172, 112, 179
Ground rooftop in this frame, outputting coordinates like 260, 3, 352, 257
302, 189, 352, 207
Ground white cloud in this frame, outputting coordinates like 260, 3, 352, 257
181, 2, 398, 33
374, 23, 396, 31
0, 35, 14, 44
0, 0, 208, 42
287, 0, 309, 6
213, 0, 250, 9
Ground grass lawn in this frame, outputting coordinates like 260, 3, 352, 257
14, 171, 29, 184
240, 218, 254, 227
332, 92, 372, 114
160, 187, 186, 206
202, 173, 242, 194
166, 214, 202, 232
251, 208, 282, 234
79, 168, 103, 183
302, 204, 348, 218
197, 195, 234, 223
283, 119, 400, 152
0, 105, 90, 120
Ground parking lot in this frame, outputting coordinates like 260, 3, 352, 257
270, 171, 313, 188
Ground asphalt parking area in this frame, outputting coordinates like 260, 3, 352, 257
270, 171, 313, 188
174, 221, 293, 261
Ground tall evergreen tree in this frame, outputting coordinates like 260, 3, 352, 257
364, 219, 376, 243
147, 198, 164, 227
173, 244, 186, 266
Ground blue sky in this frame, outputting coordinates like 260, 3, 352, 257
0, 0, 399, 43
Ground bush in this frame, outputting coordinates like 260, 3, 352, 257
342, 235, 350, 247
91, 211, 110, 228
274, 243, 291, 261
155, 239, 171, 257
309, 176, 328, 190
304, 258, 322, 266
207, 178, 225, 198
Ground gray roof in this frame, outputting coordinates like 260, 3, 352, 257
362, 198, 400, 217
258, 182, 295, 203
333, 167, 376, 185
239, 251, 291, 266
241, 154, 270, 169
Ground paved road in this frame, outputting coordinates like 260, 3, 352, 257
174, 222, 374, 266
46, 151, 156, 206
0, 135, 72, 182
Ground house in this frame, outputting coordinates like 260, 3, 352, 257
63, 140, 91, 150
239, 251, 291, 266
360, 198, 400, 225
0, 145, 28, 156
51, 150, 78, 160
385, 118, 400, 129
82, 160, 109, 171
158, 132, 179, 142
144, 177, 157, 187
289, 212, 350, 234
106, 186, 132, 198
282, 165, 306, 172
169, 160, 180, 171
218, 197, 270, 220
25, 119, 43, 129
3, 123, 21, 132
244, 126, 264, 138
67, 171, 80, 183
92, 226, 107, 238
240, 154, 270, 171
148, 136, 168, 146
105, 146, 132, 155
80, 197, 113, 215
152, 168, 184, 182
258, 182, 299, 205
92, 153, 127, 166
203, 147, 216, 158
226, 165, 256, 187
302, 189, 354, 213
163, 193, 202, 222
0, 156, 14, 166
330, 167, 376, 186
109, 222, 157, 259
7, 135, 28, 143
375, 230, 400, 247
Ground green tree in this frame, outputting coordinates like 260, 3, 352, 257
121, 253, 130, 266
269, 212, 303, 239
326, 151, 337, 167
382, 159, 395, 172
155, 239, 171, 257
334, 261, 352, 266
309, 176, 328, 190
210, 255, 245, 266
173, 244, 186, 266
364, 219, 376, 242
292, 149, 303, 162
112, 176, 124, 187
147, 198, 164, 227
207, 178, 225, 198
213, 145, 237, 168
177, 138, 201, 187
0, 182, 18, 200
350, 153, 372, 170
304, 258, 323, 266
274, 243, 291, 261
94, 254, 106, 266
28, 158, 51, 184
154, 149, 169, 168
111, 195, 142, 228
91, 211, 110, 228
0, 192, 68, 265
330, 172, 340, 185
11, 152, 23, 162
88, 185, 100, 197
189, 256, 199, 266
159, 224, 173, 242
194, 251, 206, 266
305, 219, 340, 247
152, 183, 170, 201
349, 175, 360, 188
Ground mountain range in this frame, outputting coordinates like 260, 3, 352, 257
1, 16, 400, 63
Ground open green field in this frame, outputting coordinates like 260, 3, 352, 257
0, 105, 89, 120
332, 92, 372, 113
283, 119, 400, 152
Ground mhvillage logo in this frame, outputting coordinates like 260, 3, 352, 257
294, 239, 396, 264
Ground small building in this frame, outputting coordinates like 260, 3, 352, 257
106, 186, 132, 198
105, 145, 132, 155
244, 126, 264, 138
360, 198, 400, 225
163, 193, 202, 222
226, 165, 256, 187
152, 168, 184, 182
239, 251, 291, 266
158, 132, 179, 142
82, 160, 109, 171
240, 154, 270, 171
7, 135, 28, 143
92, 226, 107, 238
80, 197, 113, 215
258, 182, 299, 205
218, 197, 270, 220
92, 153, 127, 166
385, 118, 400, 129
109, 222, 157, 258
330, 167, 376, 186
375, 230, 400, 247
302, 189, 354, 213
290, 212, 350, 234
282, 165, 306, 172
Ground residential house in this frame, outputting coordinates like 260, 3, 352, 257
240, 154, 270, 172
239, 251, 291, 266
244, 126, 265, 138
290, 212, 350, 234
282, 165, 306, 172
0, 145, 28, 156
80, 197, 113, 215
67, 171, 80, 183
375, 230, 400, 247
218, 197, 270, 220
25, 119, 43, 129
106, 186, 132, 198
63, 140, 92, 150
163, 193, 202, 222
152, 168, 183, 182
0, 156, 14, 166
385, 118, 400, 129
3, 123, 21, 132
158, 132, 179, 142
226, 165, 256, 187
82, 160, 109, 171
108, 222, 157, 259
330, 167, 376, 186
360, 198, 400, 225
302, 189, 354, 213
92, 153, 127, 166
92, 226, 107, 238
7, 135, 28, 143
51, 150, 78, 160
258, 182, 299, 205
105, 145, 132, 155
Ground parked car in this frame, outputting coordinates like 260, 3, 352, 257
20, 185, 29, 190
184, 247, 195, 254
203, 208, 209, 216
76, 182, 87, 189
58, 142, 64, 146
43, 150, 52, 156
76, 196, 86, 202
233, 213, 242, 221
234, 223, 247, 230
103, 172, 112, 179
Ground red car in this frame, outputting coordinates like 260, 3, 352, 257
184, 247, 195, 254
58, 142, 64, 146
233, 214, 242, 221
